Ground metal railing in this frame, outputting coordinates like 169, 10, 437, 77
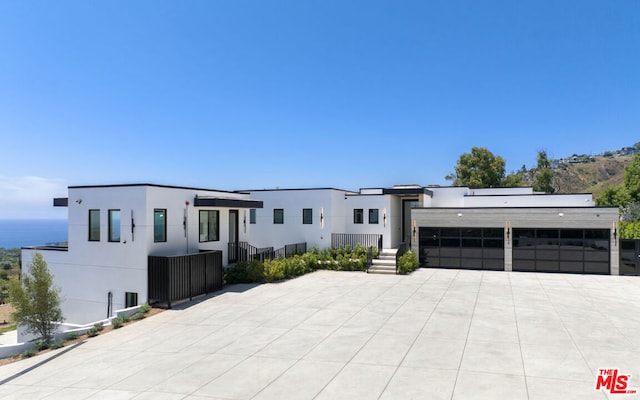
395, 241, 409, 274
366, 246, 373, 273
331, 233, 383, 253
228, 242, 307, 264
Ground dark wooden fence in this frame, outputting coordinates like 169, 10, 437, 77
148, 251, 223, 308
331, 233, 383, 253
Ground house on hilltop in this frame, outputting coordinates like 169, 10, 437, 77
22, 182, 619, 329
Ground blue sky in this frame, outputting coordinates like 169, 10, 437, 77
0, 0, 638, 218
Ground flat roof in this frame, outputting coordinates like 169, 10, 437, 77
194, 198, 264, 208
68, 183, 238, 194
239, 187, 353, 193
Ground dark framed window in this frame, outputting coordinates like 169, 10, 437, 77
89, 209, 100, 241
274, 209, 284, 224
125, 292, 138, 308
154, 209, 167, 243
354, 209, 364, 224
108, 209, 121, 242
250, 209, 256, 224
369, 209, 379, 224
303, 208, 313, 224
199, 210, 219, 242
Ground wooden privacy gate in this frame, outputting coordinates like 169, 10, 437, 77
148, 251, 223, 308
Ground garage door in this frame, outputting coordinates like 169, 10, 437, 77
419, 227, 504, 271
512, 228, 610, 274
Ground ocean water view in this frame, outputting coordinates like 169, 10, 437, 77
0, 219, 68, 249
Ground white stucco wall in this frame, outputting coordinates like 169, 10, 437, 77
22, 184, 255, 325
248, 189, 342, 249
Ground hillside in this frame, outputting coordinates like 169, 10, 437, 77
552, 155, 632, 197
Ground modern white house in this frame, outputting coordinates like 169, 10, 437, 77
21, 182, 619, 329
22, 184, 263, 326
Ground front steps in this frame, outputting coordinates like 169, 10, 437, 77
368, 248, 397, 274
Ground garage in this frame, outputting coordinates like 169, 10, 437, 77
512, 228, 610, 274
419, 227, 504, 271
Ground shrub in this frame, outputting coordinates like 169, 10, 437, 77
86, 323, 103, 337
302, 251, 320, 270
225, 260, 264, 284
263, 259, 285, 283
111, 316, 125, 329
65, 332, 79, 341
21, 349, 37, 358
139, 304, 151, 314
130, 312, 145, 321
49, 340, 64, 350
397, 251, 419, 275
35, 339, 49, 351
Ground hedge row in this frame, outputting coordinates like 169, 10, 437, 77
226, 245, 379, 284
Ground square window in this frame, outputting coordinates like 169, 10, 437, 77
108, 209, 121, 242
154, 209, 167, 243
125, 292, 138, 308
199, 210, 219, 242
89, 209, 100, 241
274, 209, 284, 224
302, 208, 312, 224
368, 209, 379, 224
353, 209, 363, 224
250, 209, 256, 224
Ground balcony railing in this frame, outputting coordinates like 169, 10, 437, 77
331, 233, 383, 253
228, 242, 307, 264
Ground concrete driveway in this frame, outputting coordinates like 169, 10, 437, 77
1, 268, 639, 399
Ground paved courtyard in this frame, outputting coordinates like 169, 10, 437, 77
1, 268, 640, 399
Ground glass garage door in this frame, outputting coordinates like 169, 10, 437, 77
512, 228, 610, 274
419, 227, 504, 271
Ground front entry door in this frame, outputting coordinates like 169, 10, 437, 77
229, 210, 239, 263
402, 199, 419, 245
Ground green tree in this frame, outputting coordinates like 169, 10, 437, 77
533, 150, 555, 193
623, 153, 640, 202
504, 172, 523, 187
8, 252, 63, 343
446, 147, 506, 188
596, 185, 629, 207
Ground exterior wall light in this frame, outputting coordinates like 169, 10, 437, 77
505, 220, 511, 244
457, 213, 463, 217
558, 212, 564, 217
613, 221, 618, 245
412, 220, 417, 242
383, 208, 387, 227
243, 210, 247, 234
320, 208, 324, 229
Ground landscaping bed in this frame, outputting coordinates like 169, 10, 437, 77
0, 305, 162, 366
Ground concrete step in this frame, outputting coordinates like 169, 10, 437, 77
378, 255, 396, 261
371, 259, 396, 267
368, 265, 397, 274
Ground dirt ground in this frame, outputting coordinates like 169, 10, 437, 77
0, 304, 14, 325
